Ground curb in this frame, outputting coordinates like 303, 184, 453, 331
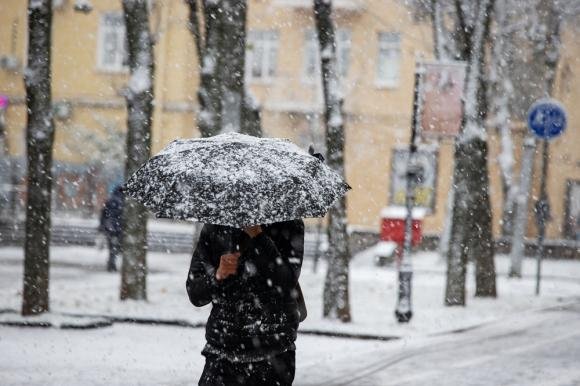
8, 300, 576, 338
0, 308, 113, 330
67, 313, 401, 341
298, 329, 399, 341
0, 318, 113, 330
0, 310, 400, 341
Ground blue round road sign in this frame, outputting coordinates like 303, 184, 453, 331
527, 99, 567, 140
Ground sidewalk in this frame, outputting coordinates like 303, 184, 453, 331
1, 245, 579, 339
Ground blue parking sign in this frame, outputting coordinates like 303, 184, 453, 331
527, 99, 567, 140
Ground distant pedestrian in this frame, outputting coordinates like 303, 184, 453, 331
98, 186, 125, 272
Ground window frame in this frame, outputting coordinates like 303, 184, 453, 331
302, 28, 351, 83
246, 30, 279, 83
96, 11, 128, 74
375, 31, 401, 89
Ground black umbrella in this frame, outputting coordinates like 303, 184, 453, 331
123, 132, 350, 227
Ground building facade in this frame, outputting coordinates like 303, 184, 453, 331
0, 0, 579, 244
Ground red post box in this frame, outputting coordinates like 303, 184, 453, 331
380, 206, 425, 247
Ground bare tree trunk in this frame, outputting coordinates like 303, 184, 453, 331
445, 0, 496, 305
196, 1, 222, 137
241, 90, 262, 137
431, 0, 449, 60
186, 0, 261, 138
508, 0, 562, 277
314, 0, 351, 322
21, 0, 54, 316
470, 140, 496, 297
534, 0, 562, 96
186, 0, 203, 63
218, 1, 247, 134
430, 0, 455, 262
120, 0, 154, 301
0, 106, 10, 220
489, 0, 516, 238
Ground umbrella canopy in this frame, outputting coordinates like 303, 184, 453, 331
123, 132, 350, 227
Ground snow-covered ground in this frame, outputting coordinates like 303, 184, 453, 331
1, 246, 579, 337
2, 296, 579, 385
1, 322, 392, 385
1, 246, 580, 385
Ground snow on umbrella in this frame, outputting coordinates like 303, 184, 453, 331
123, 132, 350, 227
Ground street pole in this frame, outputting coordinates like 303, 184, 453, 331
535, 139, 551, 295
524, 98, 566, 293
509, 137, 536, 278
395, 67, 423, 323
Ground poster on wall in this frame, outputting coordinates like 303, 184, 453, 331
419, 61, 466, 138
390, 148, 438, 211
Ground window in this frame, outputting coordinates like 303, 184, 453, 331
376, 32, 401, 88
97, 12, 128, 72
246, 30, 279, 81
303, 29, 351, 81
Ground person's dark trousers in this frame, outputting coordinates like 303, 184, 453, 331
199, 350, 295, 386
107, 235, 122, 272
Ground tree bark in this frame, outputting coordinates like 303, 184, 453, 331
431, 0, 450, 60
470, 0, 497, 298
534, 0, 561, 96
430, 0, 455, 263
489, 0, 516, 238
186, 0, 203, 63
445, 0, 497, 305
21, 0, 54, 316
241, 90, 262, 137
187, 0, 261, 138
196, 1, 222, 137
218, 1, 247, 134
0, 107, 10, 220
314, 0, 351, 322
470, 138, 496, 297
120, 0, 154, 301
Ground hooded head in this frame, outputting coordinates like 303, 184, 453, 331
112, 185, 124, 199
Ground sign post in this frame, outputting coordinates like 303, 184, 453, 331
395, 65, 424, 323
394, 60, 466, 322
509, 136, 536, 278
526, 99, 567, 295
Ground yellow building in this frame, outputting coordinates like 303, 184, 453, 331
0, 0, 579, 246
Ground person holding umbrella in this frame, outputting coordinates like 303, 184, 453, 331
123, 133, 349, 385
187, 220, 304, 385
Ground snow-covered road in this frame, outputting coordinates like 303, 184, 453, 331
303, 300, 580, 386
2, 300, 579, 385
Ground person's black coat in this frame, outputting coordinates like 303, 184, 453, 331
186, 220, 304, 362
99, 187, 124, 238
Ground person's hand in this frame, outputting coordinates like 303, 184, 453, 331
243, 225, 263, 238
216, 252, 240, 281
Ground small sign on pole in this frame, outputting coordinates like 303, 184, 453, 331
526, 98, 567, 296
527, 99, 567, 140
0, 95, 8, 110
